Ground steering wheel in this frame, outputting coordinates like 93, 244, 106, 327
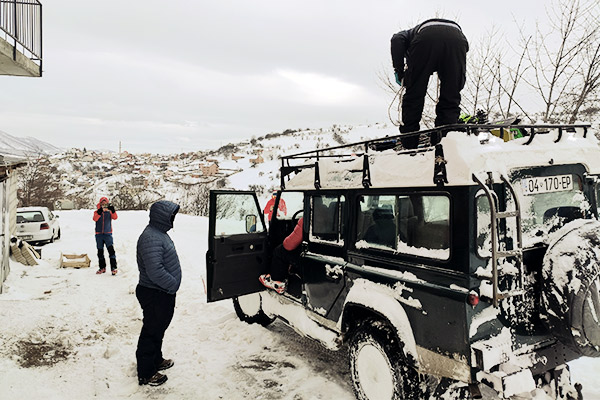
292, 209, 303, 225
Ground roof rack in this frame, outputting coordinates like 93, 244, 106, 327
279, 123, 592, 189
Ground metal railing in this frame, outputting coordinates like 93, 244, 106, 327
0, 0, 42, 68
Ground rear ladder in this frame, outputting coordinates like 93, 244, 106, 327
473, 172, 525, 307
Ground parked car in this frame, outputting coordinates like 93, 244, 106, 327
206, 123, 599, 399
16, 206, 61, 244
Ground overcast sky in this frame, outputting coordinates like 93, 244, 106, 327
1, 0, 547, 154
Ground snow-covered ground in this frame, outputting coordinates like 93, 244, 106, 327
0, 210, 598, 399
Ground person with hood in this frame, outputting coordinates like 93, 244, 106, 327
135, 200, 182, 387
93, 196, 118, 275
391, 18, 469, 149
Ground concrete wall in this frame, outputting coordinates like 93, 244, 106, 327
0, 36, 41, 77
0, 171, 21, 293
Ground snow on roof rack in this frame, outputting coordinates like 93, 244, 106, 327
279, 123, 592, 190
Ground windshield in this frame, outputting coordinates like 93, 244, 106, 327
17, 211, 45, 223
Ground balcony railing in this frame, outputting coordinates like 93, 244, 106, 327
0, 0, 42, 70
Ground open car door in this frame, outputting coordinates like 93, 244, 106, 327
206, 190, 268, 302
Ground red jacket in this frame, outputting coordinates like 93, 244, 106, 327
93, 197, 118, 234
264, 197, 287, 221
283, 217, 303, 251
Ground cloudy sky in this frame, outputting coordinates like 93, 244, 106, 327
1, 0, 546, 154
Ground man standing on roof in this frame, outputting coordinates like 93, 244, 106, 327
93, 196, 118, 275
391, 18, 469, 149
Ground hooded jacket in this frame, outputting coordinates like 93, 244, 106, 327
136, 200, 182, 294
93, 196, 118, 234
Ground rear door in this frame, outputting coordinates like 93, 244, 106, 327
206, 190, 268, 302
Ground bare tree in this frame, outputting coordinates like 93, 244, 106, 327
17, 155, 63, 209
112, 186, 161, 210
519, 0, 599, 122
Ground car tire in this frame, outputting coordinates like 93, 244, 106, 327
349, 320, 419, 400
541, 220, 600, 357
50, 232, 55, 243
233, 293, 275, 327
56, 229, 61, 240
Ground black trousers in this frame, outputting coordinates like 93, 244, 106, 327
400, 25, 468, 149
135, 285, 176, 379
270, 244, 299, 282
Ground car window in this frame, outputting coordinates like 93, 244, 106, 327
513, 173, 589, 244
17, 211, 45, 223
277, 191, 304, 220
310, 194, 345, 245
215, 194, 265, 235
356, 194, 450, 260
476, 194, 492, 258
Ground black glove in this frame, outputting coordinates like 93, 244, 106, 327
108, 205, 115, 213
96, 208, 102, 215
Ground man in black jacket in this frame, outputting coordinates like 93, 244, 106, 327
391, 19, 469, 149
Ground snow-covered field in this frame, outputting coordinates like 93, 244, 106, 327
0, 210, 598, 399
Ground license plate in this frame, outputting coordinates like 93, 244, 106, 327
20, 235, 33, 240
521, 175, 573, 195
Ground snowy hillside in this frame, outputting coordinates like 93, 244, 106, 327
48, 123, 393, 212
0, 129, 62, 156
0, 210, 598, 399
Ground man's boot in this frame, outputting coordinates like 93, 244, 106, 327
108, 245, 117, 275
110, 257, 118, 275
96, 249, 106, 274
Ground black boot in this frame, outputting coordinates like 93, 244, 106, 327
108, 245, 117, 275
110, 257, 118, 275
97, 249, 106, 274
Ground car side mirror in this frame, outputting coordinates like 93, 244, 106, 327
246, 215, 257, 233
55, 215, 60, 218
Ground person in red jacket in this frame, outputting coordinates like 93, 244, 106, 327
259, 217, 303, 294
263, 192, 287, 222
93, 197, 119, 275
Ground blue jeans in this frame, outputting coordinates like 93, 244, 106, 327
95, 233, 116, 270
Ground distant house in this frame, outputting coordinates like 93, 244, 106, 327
55, 199, 75, 210
231, 154, 244, 161
249, 155, 264, 165
200, 162, 219, 176
0, 155, 27, 293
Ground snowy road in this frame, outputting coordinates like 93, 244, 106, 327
0, 210, 598, 399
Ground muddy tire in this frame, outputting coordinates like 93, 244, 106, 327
233, 293, 275, 327
349, 320, 419, 400
541, 220, 600, 357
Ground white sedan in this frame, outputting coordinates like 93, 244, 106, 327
16, 207, 61, 244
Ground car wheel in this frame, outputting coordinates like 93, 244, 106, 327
56, 229, 61, 240
349, 320, 419, 400
50, 232, 55, 243
233, 293, 275, 327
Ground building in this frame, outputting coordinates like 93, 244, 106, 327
1, 0, 42, 292
249, 155, 264, 165
0, 155, 27, 293
0, 0, 42, 77
200, 162, 219, 176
